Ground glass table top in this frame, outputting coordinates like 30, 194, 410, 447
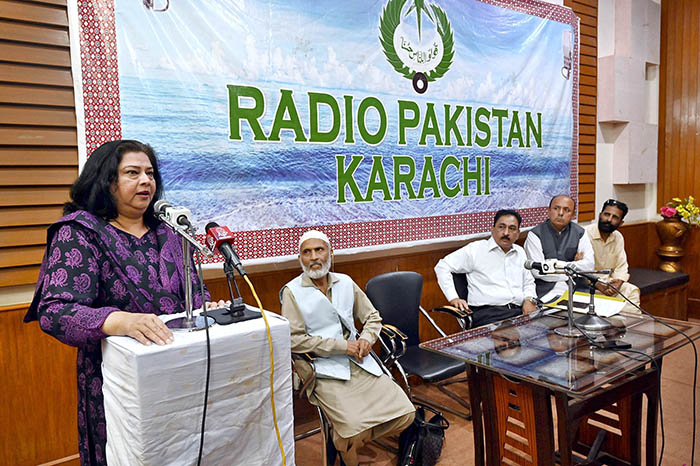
420, 309, 700, 396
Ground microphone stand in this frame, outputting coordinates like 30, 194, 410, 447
223, 261, 246, 313
553, 266, 613, 337
158, 217, 214, 331
554, 270, 583, 337
205, 259, 261, 325
572, 271, 613, 333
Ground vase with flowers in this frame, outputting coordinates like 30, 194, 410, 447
656, 196, 699, 272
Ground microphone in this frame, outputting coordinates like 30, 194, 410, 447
154, 200, 192, 227
205, 222, 246, 276
153, 199, 169, 216
564, 265, 612, 285
524, 259, 565, 274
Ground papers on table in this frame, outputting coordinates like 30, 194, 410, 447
543, 290, 625, 317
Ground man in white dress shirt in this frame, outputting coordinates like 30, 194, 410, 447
435, 210, 538, 328
524, 195, 595, 300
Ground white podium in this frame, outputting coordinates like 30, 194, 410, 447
101, 310, 294, 466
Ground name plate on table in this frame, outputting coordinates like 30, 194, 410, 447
102, 311, 293, 466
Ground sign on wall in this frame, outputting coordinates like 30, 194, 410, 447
70, 0, 579, 260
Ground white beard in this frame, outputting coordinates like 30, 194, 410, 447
300, 257, 331, 280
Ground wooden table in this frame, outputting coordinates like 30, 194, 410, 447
420, 310, 700, 466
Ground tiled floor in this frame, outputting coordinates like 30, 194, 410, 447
293, 339, 700, 465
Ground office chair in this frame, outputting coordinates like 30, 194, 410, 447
365, 271, 472, 420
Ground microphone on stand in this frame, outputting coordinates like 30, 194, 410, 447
524, 260, 612, 285
204, 222, 246, 276
152, 200, 209, 256
153, 200, 212, 331
203, 222, 260, 325
154, 199, 193, 228
565, 266, 612, 285
524, 259, 566, 274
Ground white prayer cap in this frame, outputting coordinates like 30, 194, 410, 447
298, 229, 331, 251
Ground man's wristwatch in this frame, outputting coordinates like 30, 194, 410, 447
524, 296, 538, 305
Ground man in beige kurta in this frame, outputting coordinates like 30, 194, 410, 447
281, 230, 415, 466
585, 199, 641, 312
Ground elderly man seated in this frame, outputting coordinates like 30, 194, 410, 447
280, 230, 415, 466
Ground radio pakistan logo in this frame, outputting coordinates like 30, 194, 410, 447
379, 0, 454, 94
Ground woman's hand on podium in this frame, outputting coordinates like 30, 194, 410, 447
102, 311, 174, 346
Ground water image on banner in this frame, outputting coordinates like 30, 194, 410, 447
114, 0, 576, 240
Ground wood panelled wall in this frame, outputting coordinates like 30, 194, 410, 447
658, 0, 700, 316
564, 0, 597, 222
1, 221, 668, 465
1, 305, 79, 466
0, 0, 77, 288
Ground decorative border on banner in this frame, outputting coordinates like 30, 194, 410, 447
77, 0, 122, 157
480, 0, 575, 22
477, 0, 580, 205
197, 206, 550, 263
77, 0, 578, 260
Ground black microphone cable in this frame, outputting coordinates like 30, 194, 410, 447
604, 280, 697, 466
563, 279, 696, 466
564, 335, 665, 466
550, 282, 655, 462
616, 348, 664, 466
194, 250, 212, 466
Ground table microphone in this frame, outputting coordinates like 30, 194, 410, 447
203, 222, 260, 325
204, 222, 247, 276
154, 199, 192, 227
524, 259, 565, 274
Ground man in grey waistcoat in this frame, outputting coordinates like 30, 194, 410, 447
524, 195, 595, 300
280, 230, 415, 466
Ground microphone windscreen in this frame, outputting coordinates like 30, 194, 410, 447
205, 222, 219, 232
153, 199, 171, 214
524, 260, 534, 270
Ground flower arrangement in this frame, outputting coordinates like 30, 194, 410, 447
661, 196, 700, 226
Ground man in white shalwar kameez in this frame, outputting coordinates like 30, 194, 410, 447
281, 230, 415, 466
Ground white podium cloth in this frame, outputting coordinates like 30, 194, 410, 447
102, 310, 294, 466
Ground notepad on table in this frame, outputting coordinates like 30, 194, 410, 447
544, 290, 625, 317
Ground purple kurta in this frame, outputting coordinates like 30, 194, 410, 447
25, 210, 210, 466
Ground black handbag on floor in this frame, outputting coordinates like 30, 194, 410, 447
398, 404, 449, 466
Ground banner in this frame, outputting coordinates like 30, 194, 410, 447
71, 0, 579, 261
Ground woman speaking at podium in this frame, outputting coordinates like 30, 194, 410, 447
25, 140, 219, 466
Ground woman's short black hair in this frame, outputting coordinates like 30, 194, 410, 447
64, 140, 163, 228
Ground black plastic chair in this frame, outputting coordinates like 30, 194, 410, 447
365, 271, 472, 420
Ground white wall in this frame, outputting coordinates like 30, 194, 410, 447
542, 0, 660, 225
595, 0, 661, 224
